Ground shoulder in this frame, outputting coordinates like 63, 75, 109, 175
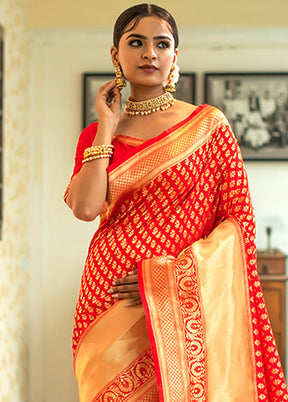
72, 122, 100, 176
77, 122, 99, 147
174, 99, 198, 115
175, 100, 229, 125
202, 104, 230, 125
79, 121, 99, 140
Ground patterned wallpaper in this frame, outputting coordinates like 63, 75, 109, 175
0, 27, 3, 239
0, 0, 29, 401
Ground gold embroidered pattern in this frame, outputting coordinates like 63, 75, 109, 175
174, 253, 207, 401
141, 256, 192, 401
95, 348, 156, 401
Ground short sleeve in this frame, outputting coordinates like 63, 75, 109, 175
72, 122, 99, 178
64, 122, 98, 202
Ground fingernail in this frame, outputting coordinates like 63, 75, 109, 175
128, 271, 134, 275
107, 289, 114, 294
112, 281, 116, 286
125, 302, 132, 307
112, 294, 118, 298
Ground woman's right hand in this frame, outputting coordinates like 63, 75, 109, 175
66, 79, 123, 221
95, 79, 122, 133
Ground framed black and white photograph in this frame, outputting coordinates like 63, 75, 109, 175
83, 72, 196, 128
204, 72, 288, 160
174, 73, 196, 104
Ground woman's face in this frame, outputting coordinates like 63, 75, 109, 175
111, 16, 178, 91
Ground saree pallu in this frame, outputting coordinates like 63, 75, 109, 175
66, 105, 288, 401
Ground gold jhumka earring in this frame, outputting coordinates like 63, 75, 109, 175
165, 65, 176, 92
114, 62, 127, 90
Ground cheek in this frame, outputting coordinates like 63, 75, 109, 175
160, 49, 175, 63
119, 62, 134, 80
119, 53, 136, 70
118, 60, 135, 80
161, 54, 175, 73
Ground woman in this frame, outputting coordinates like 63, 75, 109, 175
64, 4, 288, 401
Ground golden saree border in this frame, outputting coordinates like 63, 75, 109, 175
104, 105, 221, 216
138, 218, 258, 402
74, 301, 157, 402
139, 256, 192, 402
191, 218, 257, 401
112, 135, 145, 147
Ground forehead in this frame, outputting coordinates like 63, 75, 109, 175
123, 15, 173, 38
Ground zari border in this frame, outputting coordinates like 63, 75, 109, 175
138, 255, 202, 402
74, 301, 156, 402
190, 217, 258, 401
93, 348, 157, 402
73, 301, 120, 372
230, 217, 258, 399
108, 105, 205, 173
138, 218, 260, 402
105, 105, 222, 215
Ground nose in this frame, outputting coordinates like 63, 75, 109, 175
142, 44, 157, 61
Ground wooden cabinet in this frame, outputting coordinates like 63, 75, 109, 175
257, 249, 287, 373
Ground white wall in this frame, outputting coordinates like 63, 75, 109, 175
0, 1, 30, 401
29, 27, 288, 401
27, 0, 288, 28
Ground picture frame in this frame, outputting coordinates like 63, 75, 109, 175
173, 72, 196, 104
204, 72, 288, 161
82, 72, 196, 128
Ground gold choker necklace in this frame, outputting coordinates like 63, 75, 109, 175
125, 92, 175, 116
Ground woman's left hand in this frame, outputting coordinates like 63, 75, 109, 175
108, 269, 142, 306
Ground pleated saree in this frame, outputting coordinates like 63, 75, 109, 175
65, 104, 288, 401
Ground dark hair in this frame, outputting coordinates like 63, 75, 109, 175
113, 4, 179, 49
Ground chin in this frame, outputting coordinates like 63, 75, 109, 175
129, 78, 165, 88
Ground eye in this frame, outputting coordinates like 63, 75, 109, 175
158, 41, 170, 49
129, 39, 143, 47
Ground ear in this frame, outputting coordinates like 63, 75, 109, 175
110, 46, 119, 66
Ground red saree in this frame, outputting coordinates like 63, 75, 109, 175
65, 104, 288, 401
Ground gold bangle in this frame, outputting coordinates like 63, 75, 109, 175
82, 153, 113, 163
83, 145, 114, 159
84, 151, 113, 159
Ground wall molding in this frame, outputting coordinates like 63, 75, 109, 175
29, 26, 288, 50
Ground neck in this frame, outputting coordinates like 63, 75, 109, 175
129, 84, 166, 102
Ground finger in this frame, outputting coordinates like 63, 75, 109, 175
108, 283, 139, 297
113, 283, 139, 293
96, 80, 117, 100
99, 79, 117, 92
108, 282, 139, 294
109, 88, 121, 112
125, 298, 142, 307
112, 291, 140, 300
106, 90, 115, 106
113, 274, 138, 286
112, 86, 121, 100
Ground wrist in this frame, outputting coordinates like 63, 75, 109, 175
93, 122, 116, 145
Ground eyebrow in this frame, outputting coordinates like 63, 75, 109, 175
125, 33, 172, 41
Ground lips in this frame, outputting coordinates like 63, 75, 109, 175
139, 65, 158, 73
